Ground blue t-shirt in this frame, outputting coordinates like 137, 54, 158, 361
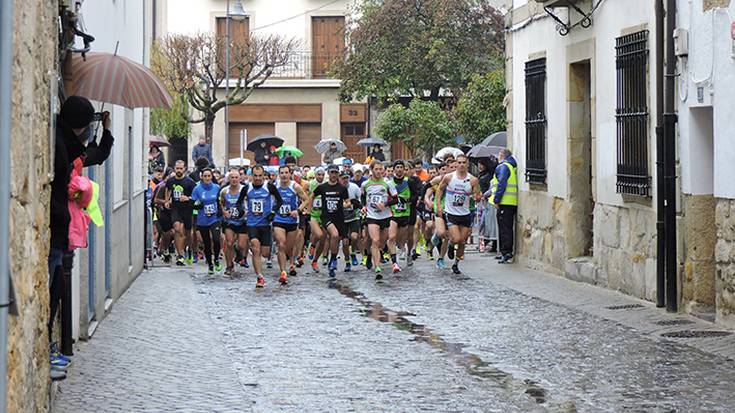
221, 185, 246, 226
246, 183, 275, 227
274, 181, 299, 225
191, 182, 221, 227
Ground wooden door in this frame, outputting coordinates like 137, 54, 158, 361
311, 16, 345, 78
341, 123, 367, 162
228, 122, 275, 162
216, 17, 250, 75
297, 123, 322, 166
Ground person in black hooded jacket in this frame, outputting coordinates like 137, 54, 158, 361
48, 96, 114, 362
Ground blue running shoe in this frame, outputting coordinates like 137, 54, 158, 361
436, 257, 446, 269
50, 354, 70, 369
329, 268, 336, 278
329, 258, 338, 272
351, 254, 359, 267
345, 263, 352, 272
50, 343, 71, 364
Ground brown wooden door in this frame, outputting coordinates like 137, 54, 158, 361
341, 122, 367, 162
297, 123, 322, 166
311, 16, 345, 78
228, 122, 274, 162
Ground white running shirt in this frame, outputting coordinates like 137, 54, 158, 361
444, 171, 473, 216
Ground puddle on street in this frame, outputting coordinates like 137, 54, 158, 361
328, 280, 550, 405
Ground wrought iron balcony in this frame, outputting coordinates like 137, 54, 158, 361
270, 50, 345, 80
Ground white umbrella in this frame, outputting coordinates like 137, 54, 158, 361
315, 139, 347, 154
228, 158, 251, 167
332, 156, 347, 165
435, 147, 463, 160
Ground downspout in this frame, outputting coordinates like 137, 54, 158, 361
0, 0, 13, 410
664, 0, 678, 312
655, 0, 666, 308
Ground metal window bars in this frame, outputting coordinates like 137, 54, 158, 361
615, 30, 651, 196
525, 58, 547, 184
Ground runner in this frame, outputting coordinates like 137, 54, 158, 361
220, 168, 248, 277
388, 160, 422, 268
436, 154, 481, 274
153, 168, 174, 262
339, 170, 362, 272
237, 165, 284, 288
273, 165, 309, 282
361, 160, 398, 279
165, 160, 196, 266
416, 165, 438, 260
312, 164, 351, 278
307, 167, 326, 272
190, 168, 222, 275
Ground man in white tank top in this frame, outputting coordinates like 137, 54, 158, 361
436, 154, 481, 274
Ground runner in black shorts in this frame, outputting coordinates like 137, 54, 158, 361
312, 164, 350, 278
220, 168, 248, 276
340, 171, 362, 272
165, 160, 196, 266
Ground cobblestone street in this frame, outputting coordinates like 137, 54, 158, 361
53, 251, 735, 412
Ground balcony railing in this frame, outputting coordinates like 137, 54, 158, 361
270, 50, 344, 80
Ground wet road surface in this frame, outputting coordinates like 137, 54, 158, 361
53, 252, 735, 412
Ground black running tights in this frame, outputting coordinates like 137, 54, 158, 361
198, 224, 221, 266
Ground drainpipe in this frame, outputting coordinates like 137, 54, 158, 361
655, 0, 666, 308
0, 0, 13, 410
664, 0, 678, 312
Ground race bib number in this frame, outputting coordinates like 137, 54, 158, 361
312, 198, 322, 209
369, 194, 384, 207
279, 204, 292, 216
326, 199, 338, 212
172, 189, 182, 201
250, 200, 264, 215
395, 199, 407, 212
203, 204, 216, 217
452, 194, 467, 207
229, 207, 240, 218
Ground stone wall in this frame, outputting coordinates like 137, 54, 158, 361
6, 0, 57, 411
681, 195, 716, 316
518, 190, 659, 302
715, 198, 735, 328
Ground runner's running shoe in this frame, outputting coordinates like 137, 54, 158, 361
375, 267, 383, 280
297, 256, 305, 267
50, 343, 70, 364
322, 256, 328, 266
329, 258, 338, 272
351, 254, 359, 267
392, 262, 401, 273
311, 261, 320, 273
366, 256, 373, 270
289, 266, 297, 276
345, 263, 352, 272
50, 355, 70, 369
224, 267, 233, 277
308, 246, 315, 261
207, 264, 214, 275
447, 243, 455, 260
255, 276, 265, 288
214, 262, 222, 272
452, 262, 461, 274
361, 256, 368, 266
192, 255, 198, 264
436, 257, 446, 269
239, 258, 250, 268
176, 256, 186, 266
279, 271, 288, 285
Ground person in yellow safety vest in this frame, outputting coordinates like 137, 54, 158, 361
492, 148, 518, 264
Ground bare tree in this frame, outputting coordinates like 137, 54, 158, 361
152, 32, 300, 141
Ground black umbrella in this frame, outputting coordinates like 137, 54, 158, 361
247, 134, 284, 151
480, 131, 507, 147
467, 144, 503, 159
357, 136, 388, 147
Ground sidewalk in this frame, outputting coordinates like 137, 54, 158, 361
461, 251, 735, 361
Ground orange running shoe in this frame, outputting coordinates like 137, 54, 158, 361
255, 276, 265, 288
311, 261, 320, 273
279, 271, 288, 285
392, 262, 402, 273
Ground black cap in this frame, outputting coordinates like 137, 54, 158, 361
326, 164, 339, 172
60, 96, 95, 129
393, 159, 405, 168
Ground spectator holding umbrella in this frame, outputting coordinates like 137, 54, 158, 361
268, 145, 280, 166
148, 145, 165, 174
369, 144, 385, 162
322, 142, 343, 164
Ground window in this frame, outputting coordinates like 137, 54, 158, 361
215, 17, 250, 76
525, 58, 547, 184
615, 30, 650, 196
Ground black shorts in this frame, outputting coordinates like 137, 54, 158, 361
366, 217, 391, 230
247, 225, 272, 245
391, 216, 411, 228
223, 222, 247, 234
171, 208, 193, 230
417, 207, 434, 222
345, 220, 360, 235
157, 210, 173, 232
322, 219, 348, 239
298, 214, 310, 229
447, 213, 473, 228
273, 222, 298, 233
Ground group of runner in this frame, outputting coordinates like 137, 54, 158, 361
148, 150, 483, 288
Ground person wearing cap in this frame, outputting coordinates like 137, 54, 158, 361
311, 164, 351, 277
48, 96, 114, 375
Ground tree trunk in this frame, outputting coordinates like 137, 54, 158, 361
204, 116, 215, 143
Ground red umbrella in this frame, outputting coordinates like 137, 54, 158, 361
148, 135, 172, 147
64, 52, 172, 109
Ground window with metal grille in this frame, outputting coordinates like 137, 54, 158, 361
615, 30, 651, 196
525, 58, 547, 184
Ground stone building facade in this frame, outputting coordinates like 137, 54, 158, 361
505, 0, 661, 301
6, 0, 57, 411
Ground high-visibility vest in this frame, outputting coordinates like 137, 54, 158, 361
490, 162, 518, 206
